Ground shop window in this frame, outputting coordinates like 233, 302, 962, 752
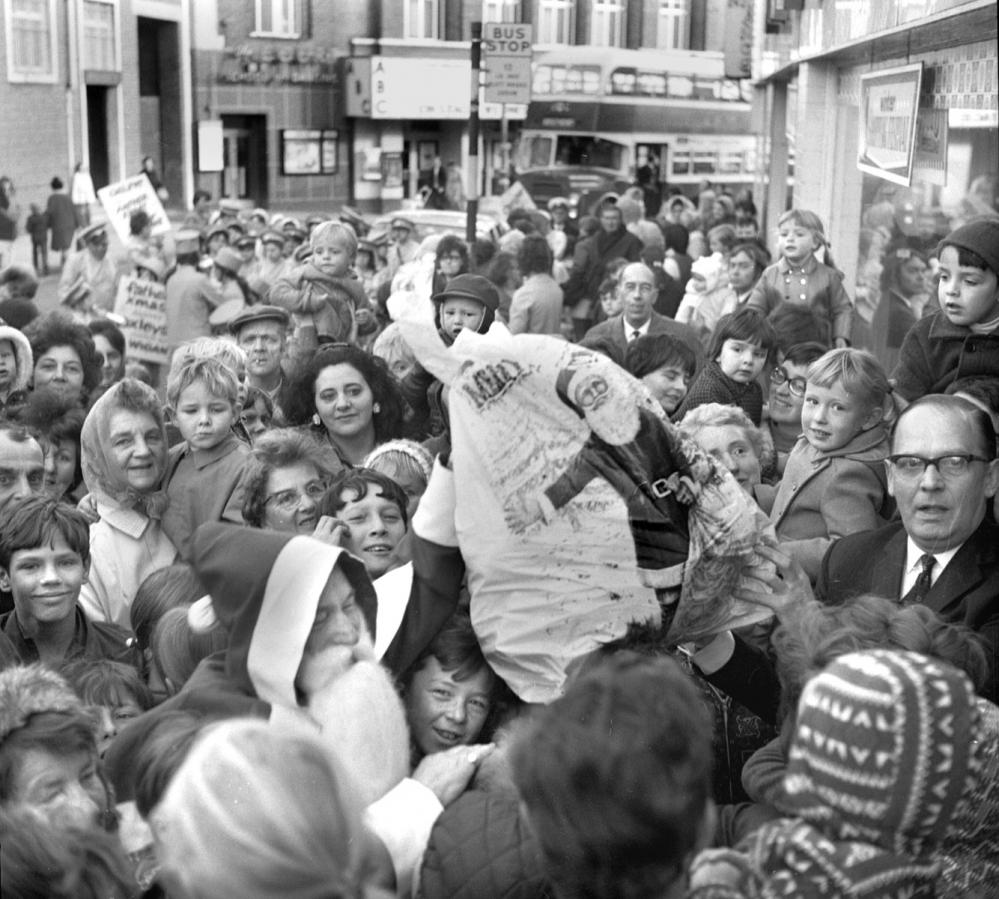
590, 0, 625, 48
405, 0, 440, 39
656, 0, 688, 50
254, 0, 303, 38
83, 0, 116, 71
5, 0, 58, 82
482, 0, 520, 22
537, 0, 574, 45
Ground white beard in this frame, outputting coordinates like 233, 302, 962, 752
300, 635, 411, 807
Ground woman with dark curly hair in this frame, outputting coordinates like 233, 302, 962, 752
87, 319, 127, 399
241, 427, 339, 534
283, 344, 408, 467
24, 311, 102, 406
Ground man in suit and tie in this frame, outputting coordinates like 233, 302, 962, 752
695, 393, 999, 711
581, 262, 704, 371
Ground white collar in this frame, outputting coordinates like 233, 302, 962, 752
903, 537, 964, 585
623, 317, 651, 340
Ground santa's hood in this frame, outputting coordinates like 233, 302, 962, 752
0, 325, 32, 393
190, 523, 378, 711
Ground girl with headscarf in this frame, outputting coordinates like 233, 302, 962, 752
78, 379, 178, 629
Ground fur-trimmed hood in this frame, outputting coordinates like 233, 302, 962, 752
0, 324, 32, 395
0, 664, 82, 744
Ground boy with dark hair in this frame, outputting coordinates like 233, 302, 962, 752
893, 218, 999, 400
624, 332, 697, 415
0, 495, 138, 668
510, 653, 714, 899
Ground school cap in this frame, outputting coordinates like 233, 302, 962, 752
547, 196, 570, 211
206, 223, 230, 242
431, 273, 500, 312
226, 221, 246, 236
213, 246, 244, 275
281, 217, 304, 233
134, 254, 166, 280
391, 217, 415, 232
938, 218, 999, 276
218, 198, 245, 216
250, 207, 270, 222
260, 230, 285, 247
235, 234, 257, 249
339, 206, 366, 231
79, 222, 108, 243
229, 304, 290, 335
174, 229, 201, 255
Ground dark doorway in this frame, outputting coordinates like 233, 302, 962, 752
221, 115, 268, 207
86, 86, 111, 190
137, 17, 182, 203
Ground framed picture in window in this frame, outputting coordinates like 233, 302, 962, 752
321, 130, 339, 174
858, 63, 923, 186
282, 130, 322, 175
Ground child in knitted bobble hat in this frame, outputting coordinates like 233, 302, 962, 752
688, 649, 989, 899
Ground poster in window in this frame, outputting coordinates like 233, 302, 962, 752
321, 130, 339, 173
282, 130, 322, 175
858, 63, 923, 186
381, 152, 403, 189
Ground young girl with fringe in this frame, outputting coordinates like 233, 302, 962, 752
747, 209, 853, 348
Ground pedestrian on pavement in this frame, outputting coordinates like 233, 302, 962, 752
45, 177, 77, 268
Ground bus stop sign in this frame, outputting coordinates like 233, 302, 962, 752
482, 23, 533, 105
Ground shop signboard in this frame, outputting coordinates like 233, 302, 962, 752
858, 63, 923, 186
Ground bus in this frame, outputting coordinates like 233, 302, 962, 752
514, 47, 757, 214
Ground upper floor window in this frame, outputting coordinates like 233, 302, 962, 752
537, 0, 574, 44
254, 0, 301, 38
5, 0, 57, 82
482, 0, 521, 22
406, 0, 440, 39
83, 0, 116, 71
656, 0, 688, 50
591, 0, 625, 48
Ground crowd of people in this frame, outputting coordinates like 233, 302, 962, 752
0, 177, 997, 899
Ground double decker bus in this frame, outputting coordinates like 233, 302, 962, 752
514, 46, 757, 214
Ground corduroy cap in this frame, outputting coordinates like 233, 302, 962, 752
431, 273, 500, 312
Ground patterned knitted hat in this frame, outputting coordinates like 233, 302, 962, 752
781, 649, 985, 858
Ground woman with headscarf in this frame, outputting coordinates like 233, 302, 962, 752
78, 379, 178, 629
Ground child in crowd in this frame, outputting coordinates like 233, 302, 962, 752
161, 356, 251, 560
403, 608, 508, 764
893, 218, 999, 401
25, 202, 48, 275
597, 275, 622, 320
0, 495, 139, 669
747, 208, 853, 347
61, 658, 154, 757
689, 650, 990, 899
0, 322, 32, 418
364, 438, 434, 518
624, 333, 697, 416
675, 251, 734, 345
769, 348, 893, 580
511, 653, 714, 899
675, 307, 777, 425
239, 385, 274, 445
270, 221, 373, 348
765, 340, 827, 472
372, 320, 418, 381
402, 274, 501, 442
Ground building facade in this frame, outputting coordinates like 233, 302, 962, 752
751, 0, 998, 347
1, 0, 193, 209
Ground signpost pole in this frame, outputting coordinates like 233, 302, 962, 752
467, 22, 481, 244
500, 104, 509, 193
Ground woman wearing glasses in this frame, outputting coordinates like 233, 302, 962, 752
766, 342, 827, 475
241, 428, 339, 537
284, 344, 409, 469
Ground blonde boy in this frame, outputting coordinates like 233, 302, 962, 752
769, 348, 893, 580
161, 356, 250, 560
269, 221, 373, 348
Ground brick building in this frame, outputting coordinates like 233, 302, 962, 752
1, 0, 193, 210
